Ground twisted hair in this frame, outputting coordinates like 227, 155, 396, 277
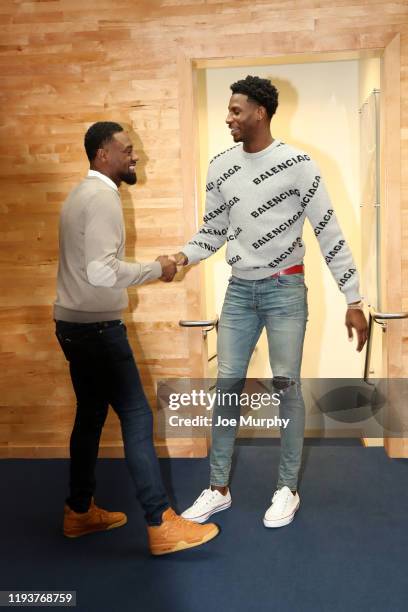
230, 75, 278, 119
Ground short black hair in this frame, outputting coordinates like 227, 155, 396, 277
84, 121, 123, 162
230, 75, 278, 119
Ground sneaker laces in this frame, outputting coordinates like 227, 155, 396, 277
93, 507, 107, 520
168, 512, 185, 524
166, 510, 194, 528
272, 488, 291, 510
90, 505, 112, 521
193, 489, 213, 506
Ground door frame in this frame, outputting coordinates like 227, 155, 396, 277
177, 34, 402, 457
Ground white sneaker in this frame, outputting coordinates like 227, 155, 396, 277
263, 486, 300, 528
181, 488, 232, 523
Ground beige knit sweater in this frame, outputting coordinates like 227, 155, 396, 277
54, 175, 162, 322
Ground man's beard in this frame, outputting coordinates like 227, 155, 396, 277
121, 171, 137, 185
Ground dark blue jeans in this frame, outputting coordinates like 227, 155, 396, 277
55, 319, 169, 525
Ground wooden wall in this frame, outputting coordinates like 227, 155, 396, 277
1, 0, 407, 458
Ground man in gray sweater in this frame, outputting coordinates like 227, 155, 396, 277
54, 122, 219, 555
172, 76, 368, 528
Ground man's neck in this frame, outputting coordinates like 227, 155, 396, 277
88, 168, 120, 191
90, 166, 121, 188
242, 133, 274, 154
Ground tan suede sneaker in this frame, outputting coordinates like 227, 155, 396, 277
147, 507, 219, 555
63, 499, 127, 538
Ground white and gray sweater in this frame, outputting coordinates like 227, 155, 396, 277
182, 140, 361, 304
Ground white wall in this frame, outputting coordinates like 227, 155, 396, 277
198, 59, 365, 378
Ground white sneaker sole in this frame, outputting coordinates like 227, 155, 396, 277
181, 499, 232, 524
263, 500, 300, 528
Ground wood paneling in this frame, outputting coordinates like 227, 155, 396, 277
1, 0, 407, 458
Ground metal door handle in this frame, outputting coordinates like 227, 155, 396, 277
179, 317, 219, 339
364, 308, 408, 382
371, 310, 408, 321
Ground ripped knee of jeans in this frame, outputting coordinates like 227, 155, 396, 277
272, 376, 296, 395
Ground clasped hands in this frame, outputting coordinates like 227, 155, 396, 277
155, 252, 188, 282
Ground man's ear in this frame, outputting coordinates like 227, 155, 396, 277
95, 147, 108, 163
257, 105, 267, 121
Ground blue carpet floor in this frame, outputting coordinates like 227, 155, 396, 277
0, 442, 407, 612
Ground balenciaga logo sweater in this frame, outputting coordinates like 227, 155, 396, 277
182, 139, 361, 304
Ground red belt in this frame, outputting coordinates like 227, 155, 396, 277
271, 264, 304, 278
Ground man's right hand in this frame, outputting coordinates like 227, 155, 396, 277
155, 256, 177, 282
169, 252, 188, 266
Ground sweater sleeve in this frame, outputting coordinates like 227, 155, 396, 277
182, 163, 229, 264
84, 191, 162, 289
303, 160, 362, 304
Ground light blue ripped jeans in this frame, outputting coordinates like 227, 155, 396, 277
210, 273, 308, 491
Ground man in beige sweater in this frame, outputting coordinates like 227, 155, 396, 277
54, 121, 219, 555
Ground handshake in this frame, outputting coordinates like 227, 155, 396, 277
155, 252, 188, 282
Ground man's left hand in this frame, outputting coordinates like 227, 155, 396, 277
155, 255, 177, 282
345, 309, 368, 352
